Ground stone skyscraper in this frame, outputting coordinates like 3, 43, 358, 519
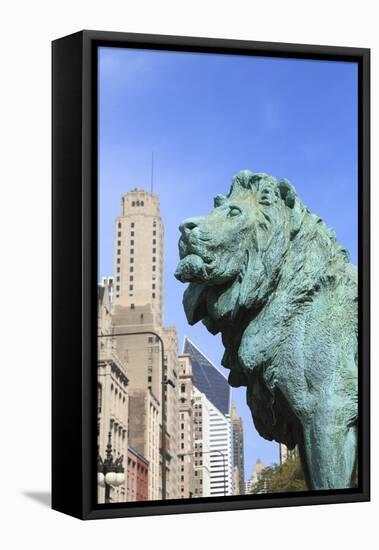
113, 189, 163, 326
111, 188, 180, 500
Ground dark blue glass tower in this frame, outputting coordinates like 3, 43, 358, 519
183, 337, 231, 416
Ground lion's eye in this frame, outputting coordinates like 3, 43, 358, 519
228, 206, 242, 217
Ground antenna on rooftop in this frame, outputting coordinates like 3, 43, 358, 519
150, 151, 154, 194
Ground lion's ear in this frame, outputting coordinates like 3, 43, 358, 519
278, 178, 297, 209
214, 194, 226, 208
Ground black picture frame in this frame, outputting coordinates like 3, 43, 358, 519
52, 30, 370, 520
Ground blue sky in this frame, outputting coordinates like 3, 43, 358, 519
98, 46, 358, 480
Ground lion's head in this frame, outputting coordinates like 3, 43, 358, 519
175, 170, 304, 329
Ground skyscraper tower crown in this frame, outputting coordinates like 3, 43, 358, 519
114, 189, 163, 326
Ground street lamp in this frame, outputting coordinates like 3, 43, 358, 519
97, 431, 125, 504
98, 329, 170, 500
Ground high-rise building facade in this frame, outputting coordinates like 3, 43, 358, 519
127, 446, 149, 501
183, 337, 231, 416
113, 189, 163, 326
231, 404, 245, 495
245, 459, 265, 494
208, 404, 234, 496
279, 443, 298, 464
177, 354, 195, 498
193, 388, 211, 498
97, 280, 129, 503
109, 189, 180, 501
184, 338, 234, 497
161, 326, 180, 500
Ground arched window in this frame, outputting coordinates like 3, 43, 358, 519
181, 384, 186, 393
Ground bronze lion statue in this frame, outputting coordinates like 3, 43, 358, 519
175, 170, 357, 490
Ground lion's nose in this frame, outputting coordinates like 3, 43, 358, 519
179, 217, 199, 236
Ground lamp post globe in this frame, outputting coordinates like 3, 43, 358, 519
97, 472, 105, 487
105, 471, 117, 485
115, 472, 125, 485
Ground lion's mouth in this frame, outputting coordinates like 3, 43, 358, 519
176, 237, 214, 284
175, 254, 210, 283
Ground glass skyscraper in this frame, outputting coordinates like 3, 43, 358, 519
183, 337, 231, 416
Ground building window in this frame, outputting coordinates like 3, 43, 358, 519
153, 230, 156, 236
130, 266, 134, 272
131, 304, 135, 309
130, 276, 133, 281
97, 384, 102, 413
118, 232, 121, 237
116, 285, 120, 291
153, 239, 156, 245
117, 240, 121, 246
117, 258, 120, 264
130, 240, 134, 245
117, 249, 121, 255
152, 265, 156, 271
181, 443, 184, 449
130, 249, 134, 255
118, 222, 121, 228
181, 384, 185, 393
152, 257, 156, 262
131, 231, 134, 236
152, 293, 156, 299
132, 201, 135, 206
117, 267, 120, 273
152, 283, 155, 290
152, 248, 156, 254
130, 285, 133, 291
131, 222, 135, 227
116, 276, 120, 282
141, 201, 144, 206
130, 258, 134, 264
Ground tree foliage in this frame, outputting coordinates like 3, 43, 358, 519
251, 456, 308, 494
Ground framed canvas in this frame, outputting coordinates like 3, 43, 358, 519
52, 30, 370, 520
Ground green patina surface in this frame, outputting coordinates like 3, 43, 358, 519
175, 170, 357, 490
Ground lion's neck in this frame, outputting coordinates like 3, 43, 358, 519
219, 214, 356, 380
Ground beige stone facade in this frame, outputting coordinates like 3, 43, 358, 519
113, 189, 163, 327
111, 304, 162, 500
161, 326, 180, 499
128, 388, 160, 500
104, 189, 181, 501
177, 354, 195, 498
97, 280, 129, 503
279, 443, 298, 464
